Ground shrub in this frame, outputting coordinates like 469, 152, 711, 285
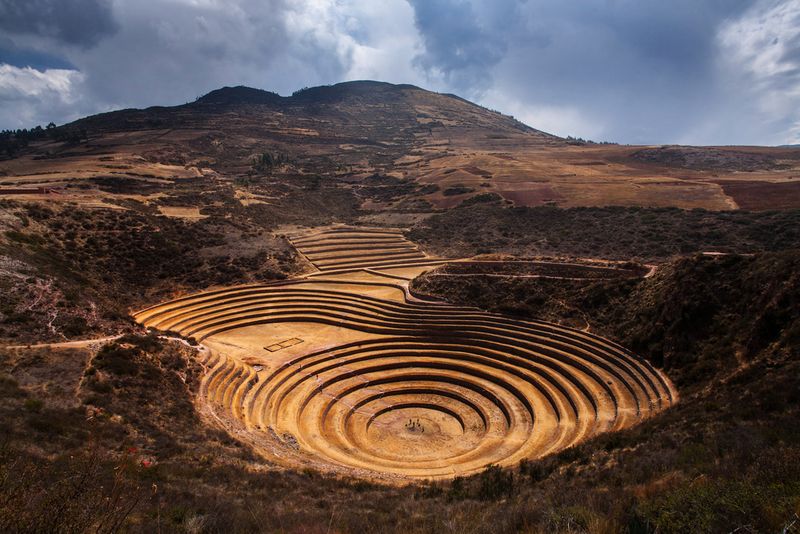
94, 344, 140, 376
442, 185, 474, 196
477, 465, 516, 501
23, 398, 43, 412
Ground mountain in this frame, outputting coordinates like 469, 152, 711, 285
67, 80, 554, 181
3, 80, 800, 211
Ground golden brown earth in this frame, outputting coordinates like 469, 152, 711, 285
135, 226, 676, 481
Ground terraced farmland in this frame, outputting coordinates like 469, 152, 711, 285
134, 227, 676, 480
289, 226, 445, 273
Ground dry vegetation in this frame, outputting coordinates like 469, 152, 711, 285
412, 251, 800, 387
0, 199, 305, 343
409, 202, 800, 261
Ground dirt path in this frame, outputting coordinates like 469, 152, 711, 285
1, 334, 124, 351
423, 273, 633, 281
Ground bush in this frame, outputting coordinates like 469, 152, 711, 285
442, 185, 474, 196
61, 316, 89, 337
94, 344, 140, 376
23, 398, 43, 412
477, 465, 516, 501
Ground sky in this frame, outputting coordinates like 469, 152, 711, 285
1, 0, 799, 145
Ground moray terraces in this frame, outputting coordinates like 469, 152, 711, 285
134, 227, 677, 480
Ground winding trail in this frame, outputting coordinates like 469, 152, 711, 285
1, 334, 123, 351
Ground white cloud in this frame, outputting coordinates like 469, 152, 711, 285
0, 64, 82, 99
339, 0, 425, 86
0, 64, 85, 128
717, 0, 800, 144
481, 89, 604, 140
719, 0, 800, 82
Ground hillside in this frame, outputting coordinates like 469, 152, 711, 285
2, 81, 800, 215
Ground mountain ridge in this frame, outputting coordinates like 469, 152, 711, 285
67, 80, 547, 138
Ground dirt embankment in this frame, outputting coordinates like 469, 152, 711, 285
431, 258, 648, 279
628, 146, 792, 171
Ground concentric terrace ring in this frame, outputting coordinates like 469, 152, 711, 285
135, 278, 676, 479
133, 227, 676, 479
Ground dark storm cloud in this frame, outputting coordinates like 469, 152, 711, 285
408, 0, 751, 82
0, 0, 118, 48
406, 0, 758, 142
407, 0, 510, 93
0, 37, 74, 70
